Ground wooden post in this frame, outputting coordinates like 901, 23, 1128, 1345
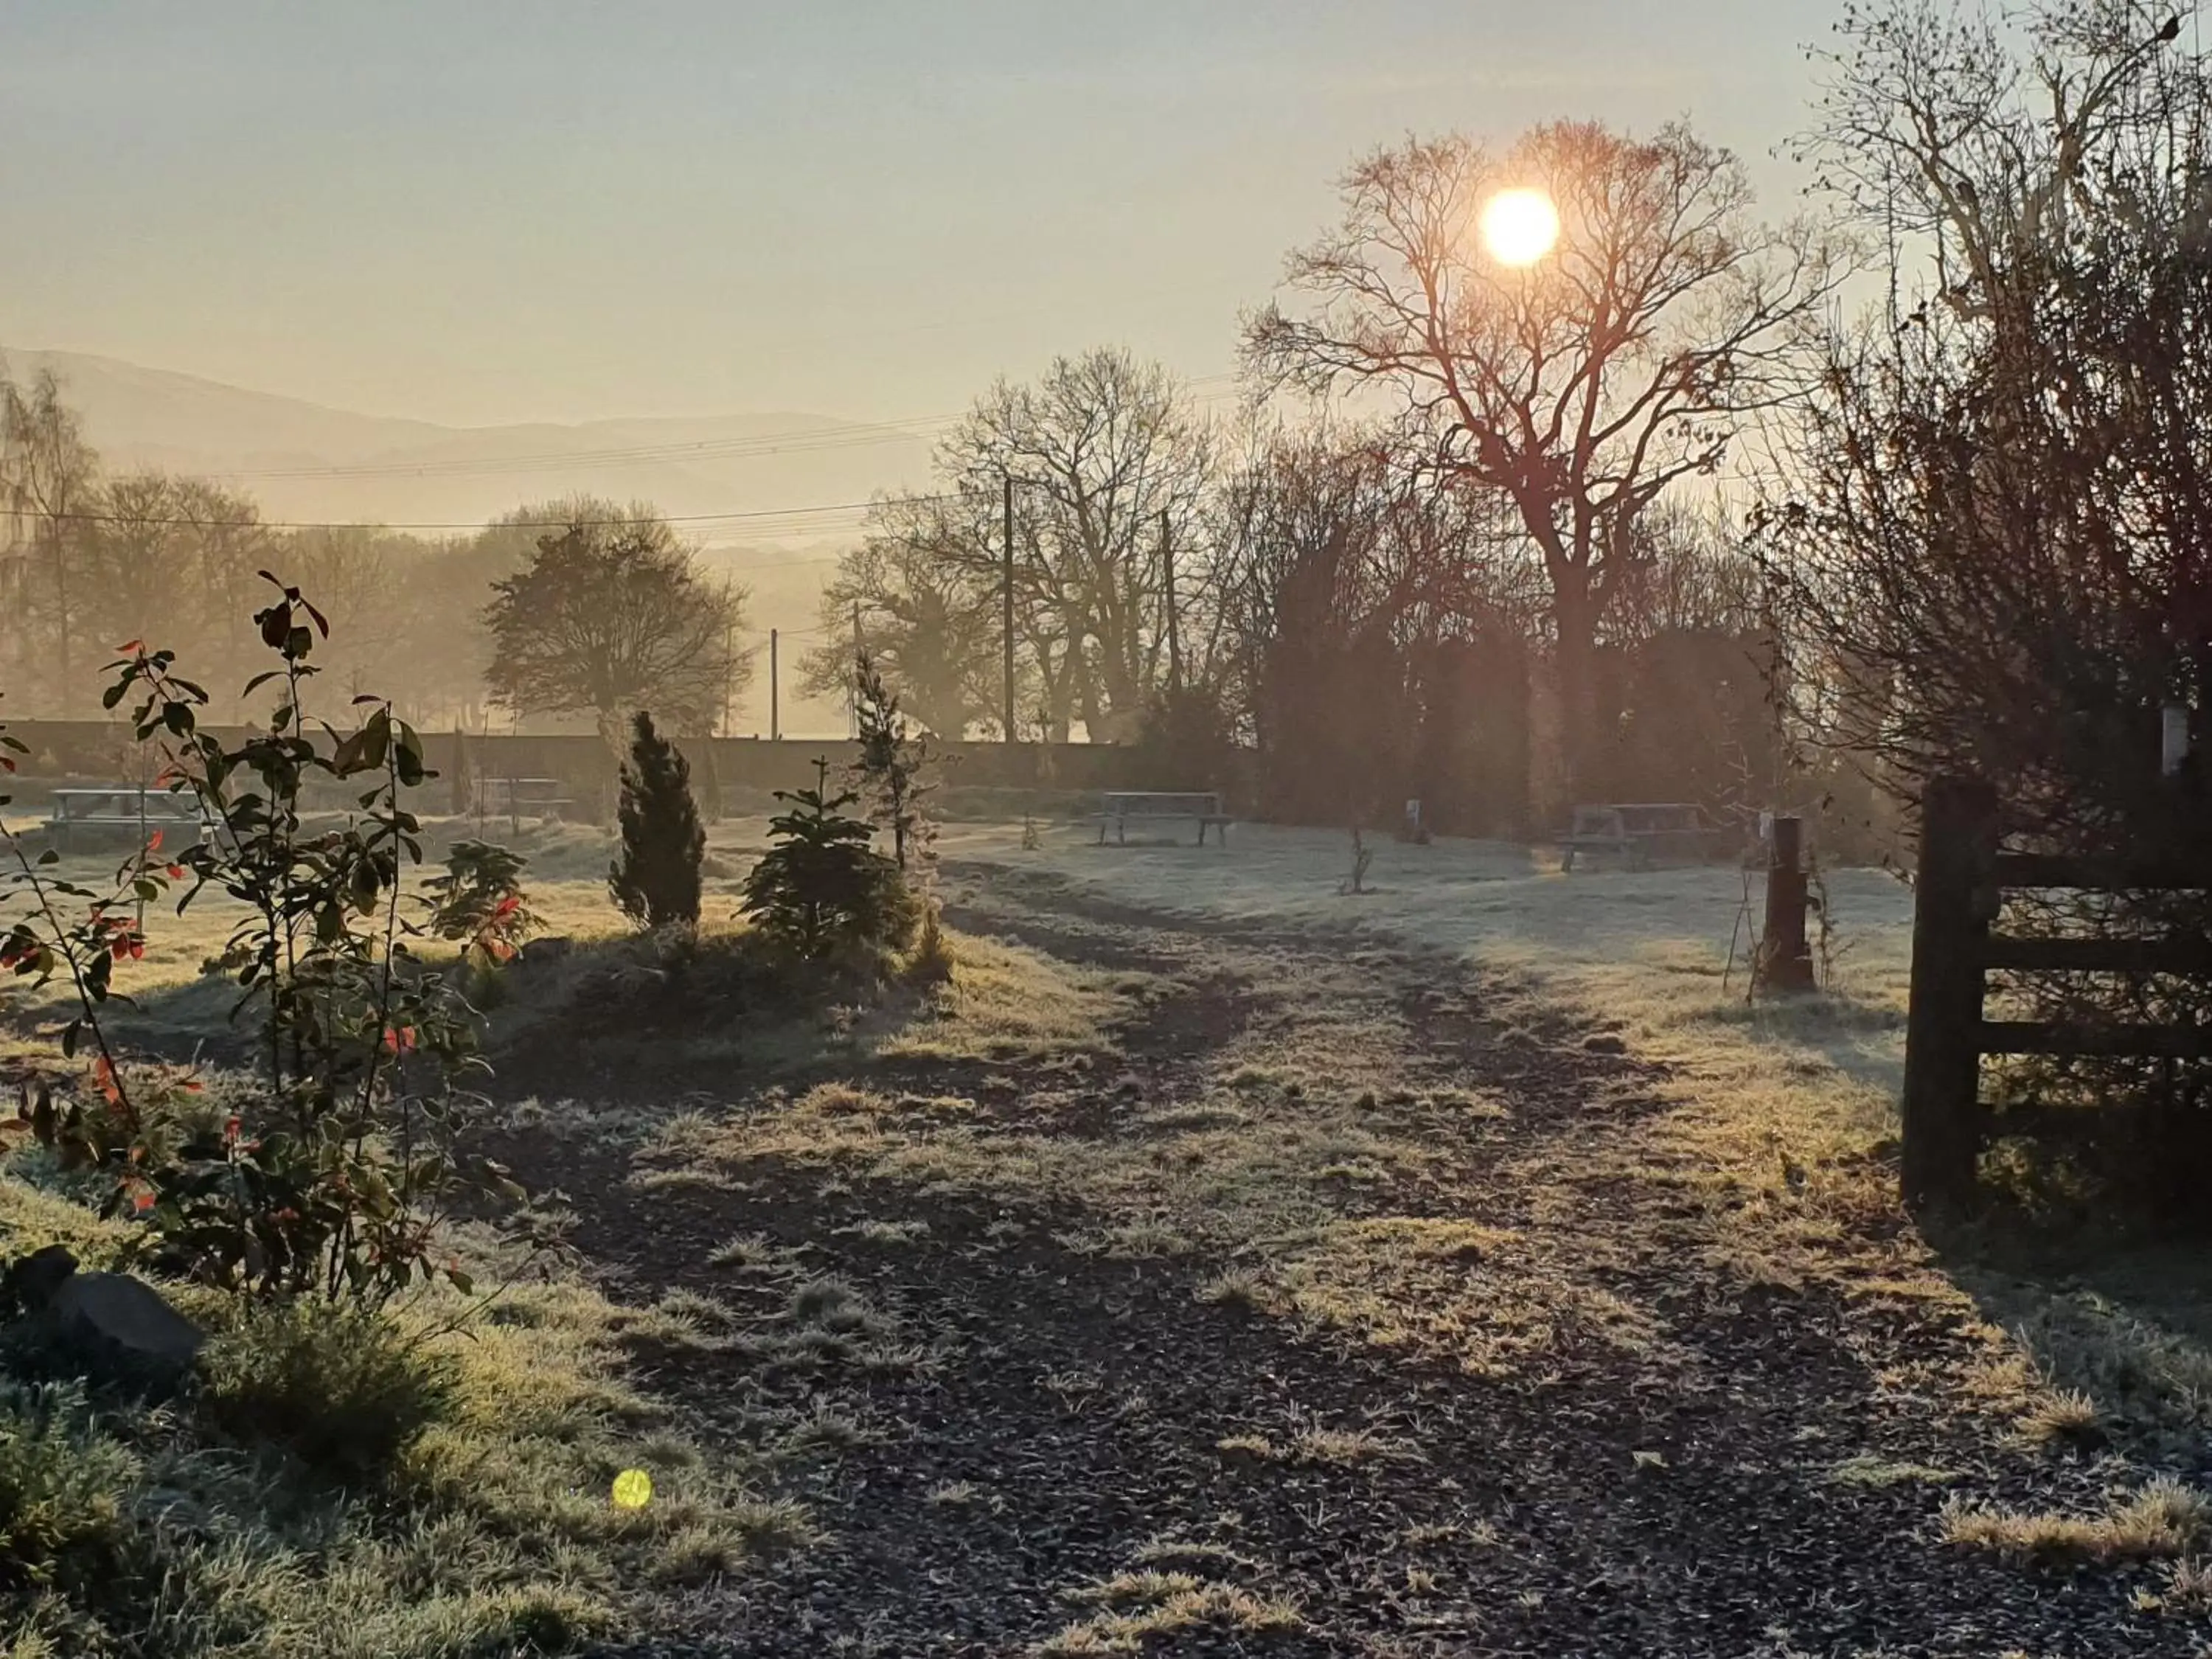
769, 629, 779, 742
1758, 815, 1816, 993
1004, 474, 1018, 745
1901, 774, 2000, 1209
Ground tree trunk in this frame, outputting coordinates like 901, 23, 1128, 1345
48, 521, 72, 719
1552, 585, 1603, 804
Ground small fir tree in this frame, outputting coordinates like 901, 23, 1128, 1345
609, 710, 705, 928
852, 653, 934, 872
742, 757, 915, 962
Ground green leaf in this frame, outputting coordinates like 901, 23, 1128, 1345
61, 1018, 81, 1059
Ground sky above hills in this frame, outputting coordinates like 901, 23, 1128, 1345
3, 1, 1837, 431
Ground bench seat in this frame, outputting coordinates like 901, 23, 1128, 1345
1093, 793, 1232, 846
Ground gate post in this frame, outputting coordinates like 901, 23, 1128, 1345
1757, 815, 1817, 993
1901, 774, 2000, 1209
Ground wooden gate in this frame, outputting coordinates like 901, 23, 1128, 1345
1900, 775, 2212, 1206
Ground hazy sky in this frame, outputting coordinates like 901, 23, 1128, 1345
2, 1, 1838, 428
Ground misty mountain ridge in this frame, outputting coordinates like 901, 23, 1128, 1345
1, 347, 936, 533
5, 347, 900, 735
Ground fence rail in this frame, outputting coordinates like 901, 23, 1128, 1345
1900, 774, 2212, 1205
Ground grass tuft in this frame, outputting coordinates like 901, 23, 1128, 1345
1941, 1478, 2211, 1564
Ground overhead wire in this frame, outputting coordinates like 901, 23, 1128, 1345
33, 372, 1257, 535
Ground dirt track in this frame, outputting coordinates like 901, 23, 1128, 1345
507, 858, 2190, 1658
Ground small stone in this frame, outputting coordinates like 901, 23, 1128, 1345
1582, 1033, 1628, 1055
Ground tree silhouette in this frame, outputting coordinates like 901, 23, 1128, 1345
609, 711, 704, 929
484, 509, 746, 742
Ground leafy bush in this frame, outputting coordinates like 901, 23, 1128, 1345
425, 839, 540, 973
740, 759, 914, 964
608, 710, 704, 929
0, 1381, 136, 1596
0, 574, 521, 1305
201, 1300, 456, 1486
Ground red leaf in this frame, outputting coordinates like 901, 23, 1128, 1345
223, 1114, 241, 1141
116, 639, 145, 655
165, 864, 184, 880
131, 1187, 155, 1214
143, 828, 163, 854
94, 1056, 122, 1105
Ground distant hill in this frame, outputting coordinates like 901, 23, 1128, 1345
2, 347, 940, 736
1, 348, 937, 526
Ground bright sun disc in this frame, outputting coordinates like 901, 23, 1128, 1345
1481, 188, 1559, 267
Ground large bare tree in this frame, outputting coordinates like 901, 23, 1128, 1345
1247, 122, 1848, 793
940, 348, 1214, 742
801, 494, 1002, 738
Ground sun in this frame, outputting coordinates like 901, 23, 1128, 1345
1480, 187, 1559, 268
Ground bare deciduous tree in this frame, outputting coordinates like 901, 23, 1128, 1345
1, 367, 100, 713
941, 348, 1213, 742
801, 495, 1003, 737
1768, 0, 2212, 845
1248, 122, 1848, 792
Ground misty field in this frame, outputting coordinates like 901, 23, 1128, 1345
4, 814, 2210, 1658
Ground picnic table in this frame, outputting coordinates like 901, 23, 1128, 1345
46, 786, 214, 854
470, 776, 573, 824
1093, 790, 1234, 846
1558, 802, 1720, 872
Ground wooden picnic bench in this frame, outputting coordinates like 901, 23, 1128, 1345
1558, 802, 1719, 872
470, 776, 573, 825
46, 786, 214, 855
1093, 790, 1234, 846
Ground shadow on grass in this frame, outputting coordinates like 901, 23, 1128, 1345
1930, 1205, 2212, 1464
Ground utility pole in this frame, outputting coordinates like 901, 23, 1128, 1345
723, 614, 735, 737
769, 628, 779, 742
1003, 473, 1017, 744
851, 601, 863, 738
1161, 507, 1180, 693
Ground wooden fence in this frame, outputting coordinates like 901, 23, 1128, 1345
1900, 774, 2212, 1206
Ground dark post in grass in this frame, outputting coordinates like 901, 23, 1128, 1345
1900, 774, 2000, 1210
1758, 815, 1817, 994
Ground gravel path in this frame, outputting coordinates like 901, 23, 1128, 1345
501, 860, 2197, 1658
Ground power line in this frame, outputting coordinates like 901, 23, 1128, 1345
38, 493, 956, 533
197, 376, 1251, 484
29, 373, 1255, 535
212, 414, 967, 481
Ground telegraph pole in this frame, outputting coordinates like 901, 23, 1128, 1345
851, 602, 863, 737
1161, 507, 1180, 692
769, 628, 779, 742
1003, 473, 1017, 744
723, 615, 735, 737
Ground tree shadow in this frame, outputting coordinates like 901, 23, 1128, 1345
1930, 1210, 2212, 1461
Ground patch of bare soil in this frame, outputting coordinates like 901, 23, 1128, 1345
495, 860, 2192, 1658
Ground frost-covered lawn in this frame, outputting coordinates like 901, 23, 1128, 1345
941, 819, 1919, 1198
